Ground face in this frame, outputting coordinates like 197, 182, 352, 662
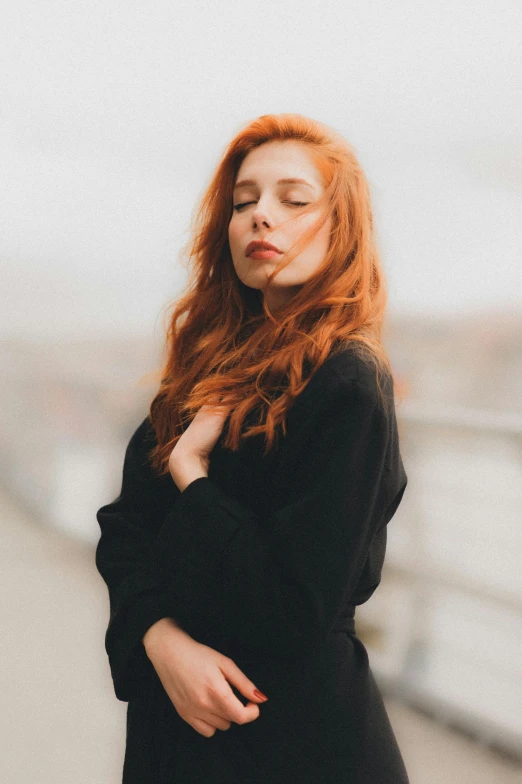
228, 140, 332, 313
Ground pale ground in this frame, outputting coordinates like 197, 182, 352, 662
1, 488, 520, 784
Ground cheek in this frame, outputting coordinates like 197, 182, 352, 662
297, 219, 332, 270
297, 213, 331, 250
313, 214, 333, 247
229, 215, 243, 242
298, 210, 327, 234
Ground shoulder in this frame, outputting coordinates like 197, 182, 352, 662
120, 415, 174, 502
121, 415, 162, 486
330, 346, 394, 413
125, 415, 156, 460
306, 344, 390, 407
285, 345, 388, 435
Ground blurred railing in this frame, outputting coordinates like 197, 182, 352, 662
357, 401, 522, 760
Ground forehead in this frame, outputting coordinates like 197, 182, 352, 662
234, 140, 323, 190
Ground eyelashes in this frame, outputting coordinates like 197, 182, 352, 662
233, 201, 309, 211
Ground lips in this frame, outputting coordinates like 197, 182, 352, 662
246, 240, 282, 256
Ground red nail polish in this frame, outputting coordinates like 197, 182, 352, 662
253, 689, 268, 701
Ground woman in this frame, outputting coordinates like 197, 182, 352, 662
95, 113, 410, 783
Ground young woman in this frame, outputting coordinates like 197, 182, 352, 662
95, 113, 410, 783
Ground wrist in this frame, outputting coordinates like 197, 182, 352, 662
143, 617, 185, 654
170, 453, 208, 492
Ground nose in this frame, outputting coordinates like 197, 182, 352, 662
251, 201, 272, 230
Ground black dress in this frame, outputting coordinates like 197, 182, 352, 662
95, 345, 410, 783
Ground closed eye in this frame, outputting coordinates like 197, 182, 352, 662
233, 201, 309, 211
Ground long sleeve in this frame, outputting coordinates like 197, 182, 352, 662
95, 418, 184, 701
96, 365, 407, 702
96, 416, 243, 702
141, 371, 406, 667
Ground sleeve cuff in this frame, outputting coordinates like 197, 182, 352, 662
106, 589, 175, 702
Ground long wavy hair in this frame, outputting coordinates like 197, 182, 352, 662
145, 112, 398, 477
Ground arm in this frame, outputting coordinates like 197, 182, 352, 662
96, 372, 406, 701
142, 373, 407, 666
96, 417, 240, 702
95, 418, 185, 701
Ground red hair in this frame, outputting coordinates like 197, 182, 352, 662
145, 112, 399, 477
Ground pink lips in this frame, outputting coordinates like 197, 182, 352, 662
249, 248, 281, 259
246, 240, 282, 257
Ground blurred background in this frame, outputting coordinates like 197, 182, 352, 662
1, 2, 521, 782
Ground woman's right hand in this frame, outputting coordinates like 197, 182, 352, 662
143, 618, 268, 738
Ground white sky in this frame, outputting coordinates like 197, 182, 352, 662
1, 1, 521, 339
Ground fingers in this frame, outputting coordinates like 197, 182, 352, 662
207, 690, 261, 726
230, 700, 262, 725
219, 656, 269, 706
206, 712, 233, 731
191, 716, 218, 738
214, 659, 268, 725
190, 712, 233, 737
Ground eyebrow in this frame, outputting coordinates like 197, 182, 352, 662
233, 177, 316, 192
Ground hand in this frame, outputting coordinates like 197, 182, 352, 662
169, 400, 231, 485
144, 619, 268, 738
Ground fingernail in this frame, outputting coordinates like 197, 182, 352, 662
253, 689, 268, 701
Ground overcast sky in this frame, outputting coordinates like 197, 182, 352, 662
1, 1, 521, 340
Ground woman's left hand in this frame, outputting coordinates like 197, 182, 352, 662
169, 401, 231, 488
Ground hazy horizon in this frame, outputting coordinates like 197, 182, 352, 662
1, 1, 521, 340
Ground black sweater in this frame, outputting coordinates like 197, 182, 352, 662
95, 345, 409, 783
